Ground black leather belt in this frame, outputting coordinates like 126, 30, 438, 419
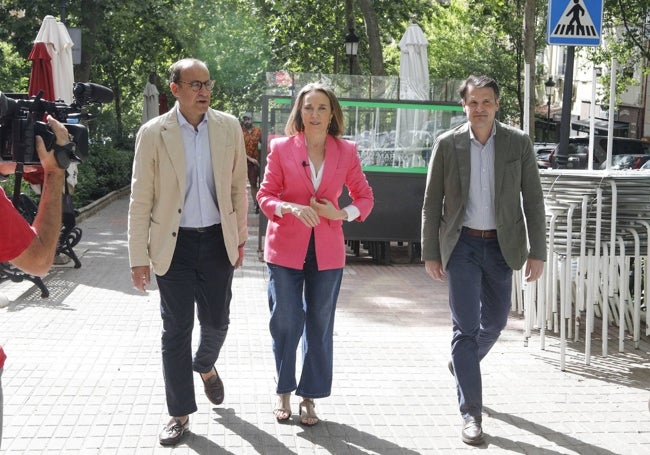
179, 224, 219, 233
463, 227, 497, 238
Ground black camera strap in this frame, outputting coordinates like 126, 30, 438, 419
11, 162, 24, 208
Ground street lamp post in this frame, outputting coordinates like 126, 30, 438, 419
344, 28, 360, 75
544, 76, 556, 142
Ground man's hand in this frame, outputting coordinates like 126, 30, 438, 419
39, 115, 71, 174
131, 265, 151, 292
425, 260, 446, 281
524, 257, 544, 282
235, 245, 245, 269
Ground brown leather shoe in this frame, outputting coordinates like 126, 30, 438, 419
159, 416, 189, 446
201, 367, 224, 405
461, 417, 484, 445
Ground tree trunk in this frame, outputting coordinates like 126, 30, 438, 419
74, 0, 101, 83
357, 0, 385, 76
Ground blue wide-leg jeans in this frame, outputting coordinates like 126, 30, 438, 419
445, 230, 513, 421
267, 235, 343, 398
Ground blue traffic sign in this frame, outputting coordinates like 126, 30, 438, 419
547, 0, 604, 46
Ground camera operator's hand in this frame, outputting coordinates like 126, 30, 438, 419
37, 115, 70, 175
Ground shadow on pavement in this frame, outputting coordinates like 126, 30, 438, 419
214, 407, 421, 454
530, 340, 650, 392
485, 406, 620, 455
214, 408, 295, 454
297, 421, 422, 455
184, 432, 238, 455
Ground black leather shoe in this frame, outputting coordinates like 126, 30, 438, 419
461, 417, 484, 445
202, 367, 224, 405
159, 417, 189, 446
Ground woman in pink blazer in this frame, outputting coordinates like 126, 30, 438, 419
257, 82, 373, 426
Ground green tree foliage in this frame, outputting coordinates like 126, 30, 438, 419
171, 0, 271, 114
418, 0, 524, 123
0, 0, 272, 145
602, 0, 650, 63
0, 41, 29, 92
256, 1, 345, 74
1, 0, 648, 147
585, 0, 650, 107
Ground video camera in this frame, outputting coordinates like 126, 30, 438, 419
0, 82, 114, 169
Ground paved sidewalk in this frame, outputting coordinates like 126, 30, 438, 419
0, 194, 649, 454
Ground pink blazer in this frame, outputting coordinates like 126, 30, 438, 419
258, 133, 374, 270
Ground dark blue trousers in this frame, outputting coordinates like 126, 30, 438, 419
445, 230, 513, 421
155, 225, 234, 417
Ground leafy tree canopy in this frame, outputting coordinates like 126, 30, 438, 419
0, 0, 647, 143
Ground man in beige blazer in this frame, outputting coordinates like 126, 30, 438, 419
128, 58, 248, 446
421, 75, 546, 446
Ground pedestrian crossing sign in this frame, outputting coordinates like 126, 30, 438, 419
547, 0, 604, 46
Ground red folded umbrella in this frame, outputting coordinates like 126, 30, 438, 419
28, 41, 55, 102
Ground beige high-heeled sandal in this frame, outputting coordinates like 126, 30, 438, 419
273, 393, 292, 422
299, 398, 319, 426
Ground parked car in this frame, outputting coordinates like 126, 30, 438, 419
534, 142, 557, 169
549, 136, 650, 169
598, 154, 650, 170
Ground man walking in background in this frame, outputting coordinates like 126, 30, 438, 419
241, 112, 262, 213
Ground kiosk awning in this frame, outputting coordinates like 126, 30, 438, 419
571, 118, 629, 135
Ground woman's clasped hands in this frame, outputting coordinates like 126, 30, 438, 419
310, 197, 342, 220
289, 197, 340, 227
290, 202, 320, 227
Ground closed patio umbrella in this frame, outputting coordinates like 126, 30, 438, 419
142, 73, 160, 124
27, 15, 78, 190
395, 22, 430, 167
27, 41, 55, 101
399, 22, 430, 102
29, 15, 74, 103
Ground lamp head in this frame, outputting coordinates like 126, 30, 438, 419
544, 77, 555, 97
344, 28, 360, 57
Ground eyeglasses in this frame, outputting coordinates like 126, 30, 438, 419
177, 80, 215, 92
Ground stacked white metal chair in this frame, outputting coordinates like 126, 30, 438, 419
514, 169, 650, 369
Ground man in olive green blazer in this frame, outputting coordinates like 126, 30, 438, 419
421, 121, 546, 270
421, 75, 546, 446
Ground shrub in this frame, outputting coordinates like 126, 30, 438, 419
74, 143, 133, 208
